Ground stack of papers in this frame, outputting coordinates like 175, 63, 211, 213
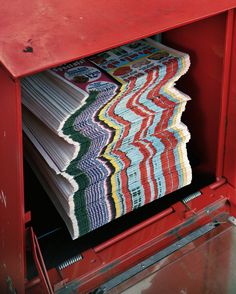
22, 39, 192, 239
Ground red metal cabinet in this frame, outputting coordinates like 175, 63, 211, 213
1, 1, 236, 293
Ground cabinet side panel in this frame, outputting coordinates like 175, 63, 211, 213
162, 14, 226, 178
0, 67, 24, 293
224, 10, 236, 187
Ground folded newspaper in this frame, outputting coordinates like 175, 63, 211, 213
22, 38, 192, 239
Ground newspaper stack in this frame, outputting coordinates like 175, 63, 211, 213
22, 39, 192, 239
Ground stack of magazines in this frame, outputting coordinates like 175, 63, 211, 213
22, 38, 192, 239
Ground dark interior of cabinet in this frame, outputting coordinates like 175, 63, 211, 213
23, 12, 227, 277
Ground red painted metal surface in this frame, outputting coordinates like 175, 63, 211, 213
94, 207, 174, 253
0, 2, 236, 294
223, 11, 236, 187
216, 9, 235, 178
1, 0, 236, 78
163, 13, 226, 178
0, 67, 25, 293
112, 223, 235, 294
47, 183, 236, 293
29, 228, 53, 294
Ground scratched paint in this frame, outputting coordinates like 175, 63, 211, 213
0, 190, 7, 208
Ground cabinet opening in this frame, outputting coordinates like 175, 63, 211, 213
23, 12, 227, 274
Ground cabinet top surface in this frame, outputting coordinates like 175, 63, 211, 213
0, 0, 235, 78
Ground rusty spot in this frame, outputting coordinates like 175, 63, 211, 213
23, 46, 33, 53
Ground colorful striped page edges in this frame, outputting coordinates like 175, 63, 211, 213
22, 38, 192, 239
